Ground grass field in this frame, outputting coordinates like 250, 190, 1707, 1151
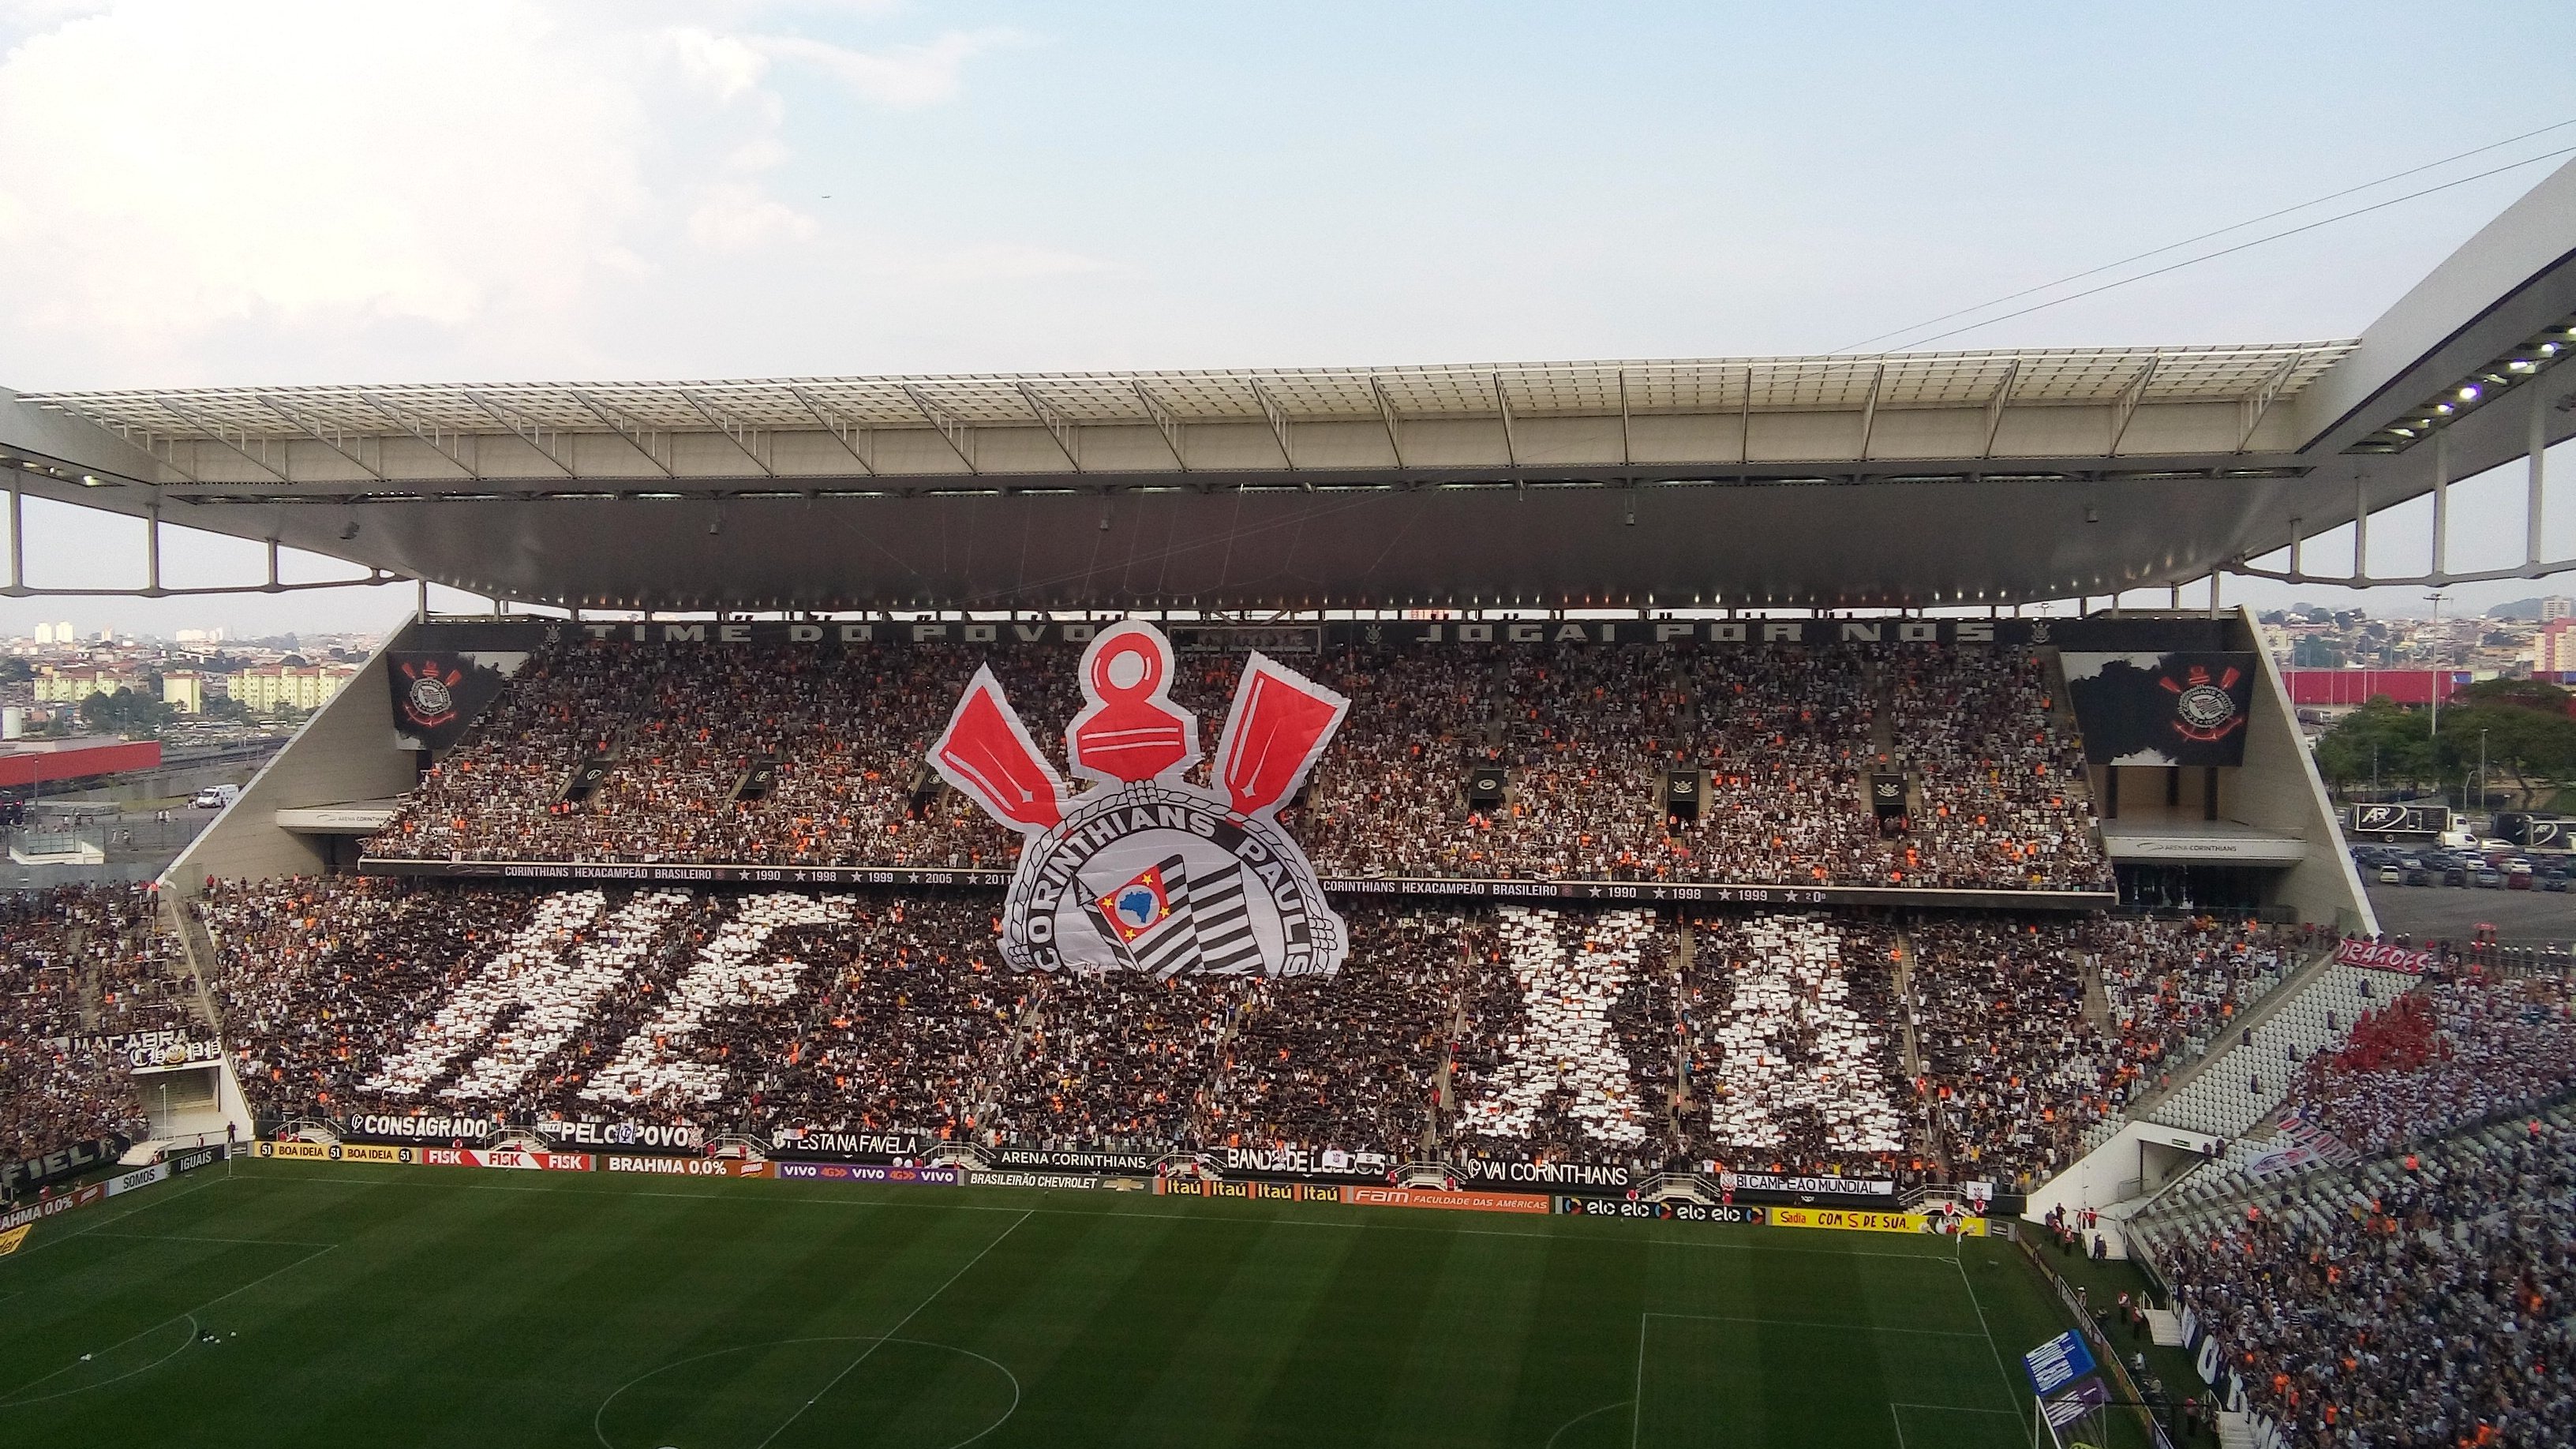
0, 1161, 2110, 1449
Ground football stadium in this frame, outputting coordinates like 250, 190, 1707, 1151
3, 61, 2575, 1449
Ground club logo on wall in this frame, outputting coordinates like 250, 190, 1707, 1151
388, 650, 528, 751
930, 619, 1352, 978
2166, 662, 2245, 743
399, 658, 462, 731
2063, 652, 2260, 768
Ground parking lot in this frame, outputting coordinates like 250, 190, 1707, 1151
2364, 877, 2576, 947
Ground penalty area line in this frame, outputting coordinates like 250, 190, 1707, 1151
750, 1208, 1033, 1449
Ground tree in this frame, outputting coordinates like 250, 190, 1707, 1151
2314, 698, 2438, 794
76, 687, 172, 739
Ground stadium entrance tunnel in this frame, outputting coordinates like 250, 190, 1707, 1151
592, 1336, 1018, 1449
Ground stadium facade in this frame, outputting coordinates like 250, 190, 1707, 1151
5, 159, 2572, 1238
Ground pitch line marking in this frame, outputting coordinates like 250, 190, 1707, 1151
0, 1237, 335, 1406
1630, 1315, 1648, 1449
0, 1171, 234, 1261
0, 1314, 197, 1407
84, 1231, 338, 1249
1889, 1401, 1907, 1449
1644, 1310, 1991, 1340
1544, 1398, 1629, 1449
1950, 1254, 2020, 1405
592, 1337, 1020, 1449
1889, 1402, 2022, 1415
751, 1208, 1032, 1449
238, 1169, 1968, 1261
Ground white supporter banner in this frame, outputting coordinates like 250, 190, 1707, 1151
1462, 908, 1652, 1148
364, 890, 608, 1096
440, 890, 691, 1103
581, 893, 851, 1106
1703, 915, 1905, 1155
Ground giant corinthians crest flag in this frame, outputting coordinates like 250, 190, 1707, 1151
930, 620, 1352, 978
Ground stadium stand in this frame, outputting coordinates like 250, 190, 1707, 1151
2132, 1103, 2576, 1449
361, 638, 2108, 892
176, 874, 2342, 1193
0, 885, 182, 1166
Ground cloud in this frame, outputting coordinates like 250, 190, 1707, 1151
755, 28, 1022, 109
0, 1, 1032, 384
687, 185, 819, 253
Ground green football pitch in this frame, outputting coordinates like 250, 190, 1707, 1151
0, 1161, 2124, 1449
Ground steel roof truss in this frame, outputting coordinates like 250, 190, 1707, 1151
2236, 350, 2305, 452
1130, 383, 1188, 472
903, 385, 979, 474
570, 390, 674, 478
786, 386, 877, 476
1371, 376, 1405, 467
465, 391, 577, 477
2110, 355, 2159, 455
1245, 378, 1297, 475
256, 395, 385, 481
356, 392, 480, 480
148, 395, 289, 484
1980, 360, 2020, 459
679, 389, 776, 477
1015, 382, 1083, 472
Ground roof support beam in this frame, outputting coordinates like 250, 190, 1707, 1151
1245, 378, 1297, 474
356, 392, 479, 480
1371, 377, 1405, 468
148, 397, 290, 484
1016, 382, 1083, 472
1739, 365, 1754, 466
570, 390, 675, 478
465, 391, 577, 477
904, 385, 979, 474
1980, 360, 2020, 459
1131, 383, 1188, 472
1855, 363, 1885, 462
787, 386, 876, 476
680, 389, 776, 477
256, 395, 384, 481
2109, 355, 2158, 455
2236, 350, 2305, 451
1616, 369, 1632, 468
1492, 372, 1518, 468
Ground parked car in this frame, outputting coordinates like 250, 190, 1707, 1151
2543, 871, 2570, 893
2509, 870, 2537, 890
2403, 867, 2432, 886
2377, 865, 2403, 885
2475, 868, 2505, 889
2444, 867, 2471, 887
190, 784, 241, 810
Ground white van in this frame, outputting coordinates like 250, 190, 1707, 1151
191, 784, 242, 810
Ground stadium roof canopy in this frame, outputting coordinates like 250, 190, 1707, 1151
3, 161, 2571, 611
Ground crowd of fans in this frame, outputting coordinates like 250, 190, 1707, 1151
2283, 974, 2576, 1155
1450, 907, 1669, 1159
177, 877, 2336, 1188
1911, 914, 2307, 1188
365, 637, 2109, 892
2147, 1114, 2576, 1447
1685, 913, 1912, 1177
0, 885, 186, 1170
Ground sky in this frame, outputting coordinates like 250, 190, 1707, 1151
2, 0, 2573, 638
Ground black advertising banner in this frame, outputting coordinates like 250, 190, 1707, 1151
404, 614, 2235, 654
390, 650, 528, 751
2, 1134, 130, 1197
354, 856, 2113, 908
2063, 652, 2260, 767
1867, 773, 1908, 827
